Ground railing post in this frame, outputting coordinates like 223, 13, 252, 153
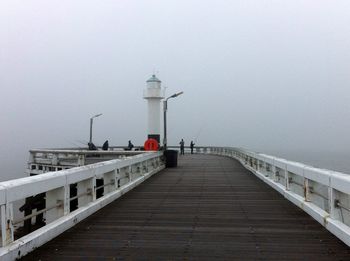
151, 158, 156, 169
77, 178, 94, 208
46, 186, 66, 224
114, 169, 119, 189
4, 203, 14, 246
329, 187, 336, 219
285, 169, 290, 190
64, 184, 70, 215
272, 165, 277, 182
128, 166, 132, 182
92, 177, 97, 201
264, 162, 270, 177
78, 154, 85, 166
52, 154, 58, 166
103, 171, 115, 195
304, 178, 310, 202
1, 204, 7, 246
143, 161, 148, 174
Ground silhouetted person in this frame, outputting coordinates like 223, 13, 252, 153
102, 140, 109, 151
179, 139, 185, 155
190, 141, 195, 154
128, 140, 134, 150
88, 142, 97, 151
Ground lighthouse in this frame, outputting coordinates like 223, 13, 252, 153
143, 74, 164, 144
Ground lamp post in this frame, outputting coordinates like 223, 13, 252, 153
163, 92, 183, 151
89, 113, 102, 144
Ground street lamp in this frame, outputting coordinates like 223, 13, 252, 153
163, 91, 183, 151
89, 113, 103, 144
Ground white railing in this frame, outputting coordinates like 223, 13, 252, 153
1, 146, 349, 259
202, 146, 350, 247
28, 149, 146, 171
0, 151, 165, 260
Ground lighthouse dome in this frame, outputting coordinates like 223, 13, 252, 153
144, 74, 164, 99
146, 75, 161, 83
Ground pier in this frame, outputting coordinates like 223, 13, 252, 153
22, 154, 349, 259
0, 148, 350, 260
3, 1, 350, 259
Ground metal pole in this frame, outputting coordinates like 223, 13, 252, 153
89, 113, 102, 145
162, 92, 183, 151
89, 118, 93, 144
163, 100, 167, 151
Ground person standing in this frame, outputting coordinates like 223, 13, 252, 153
190, 141, 195, 154
179, 139, 185, 155
102, 140, 109, 151
128, 140, 134, 150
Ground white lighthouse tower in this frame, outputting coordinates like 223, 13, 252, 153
143, 74, 164, 144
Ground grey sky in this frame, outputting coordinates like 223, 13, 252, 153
1, 1, 350, 179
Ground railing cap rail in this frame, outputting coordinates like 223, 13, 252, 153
29, 149, 148, 155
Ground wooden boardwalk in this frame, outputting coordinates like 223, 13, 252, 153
22, 154, 349, 260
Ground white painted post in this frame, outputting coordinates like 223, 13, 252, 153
52, 154, 58, 166
77, 155, 85, 166
304, 178, 310, 202
5, 203, 14, 245
116, 169, 121, 188
329, 187, 336, 218
113, 169, 119, 190
140, 162, 144, 175
92, 177, 97, 201
46, 187, 65, 224
77, 178, 94, 208
135, 163, 141, 176
144, 161, 149, 174
64, 184, 70, 215
118, 167, 127, 187
140, 162, 145, 175
1, 205, 6, 247
103, 171, 115, 195
128, 166, 132, 182
263, 162, 269, 177
272, 165, 277, 182
285, 170, 290, 191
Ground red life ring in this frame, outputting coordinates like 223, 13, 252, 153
144, 138, 159, 151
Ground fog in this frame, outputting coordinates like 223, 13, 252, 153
1, 0, 350, 180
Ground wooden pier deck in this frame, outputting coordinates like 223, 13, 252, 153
22, 154, 349, 260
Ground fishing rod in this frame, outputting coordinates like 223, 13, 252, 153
193, 123, 205, 144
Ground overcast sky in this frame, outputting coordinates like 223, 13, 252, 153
1, 1, 350, 179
